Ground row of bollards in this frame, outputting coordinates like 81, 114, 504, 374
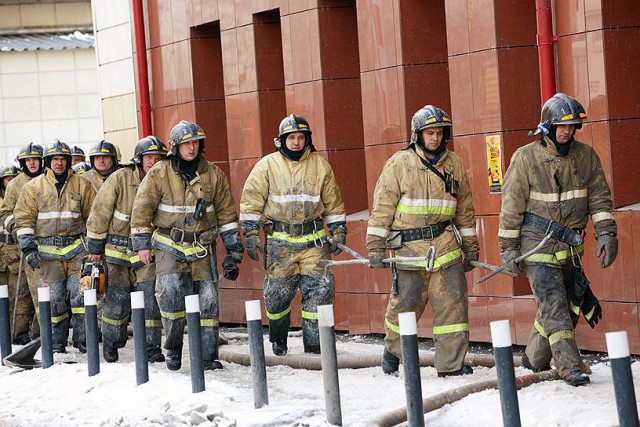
1, 289, 638, 426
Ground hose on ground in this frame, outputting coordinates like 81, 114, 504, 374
366, 370, 560, 427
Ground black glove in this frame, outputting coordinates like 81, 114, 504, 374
222, 252, 242, 281
570, 268, 590, 328
329, 229, 346, 255
500, 249, 522, 277
463, 251, 479, 272
369, 250, 388, 269
581, 286, 602, 329
245, 232, 262, 261
25, 251, 42, 270
596, 234, 618, 268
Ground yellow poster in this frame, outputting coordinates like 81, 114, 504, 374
486, 135, 503, 194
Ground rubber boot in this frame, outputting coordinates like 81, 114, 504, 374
103, 342, 119, 363
203, 360, 224, 370
521, 353, 551, 373
564, 370, 590, 387
166, 345, 182, 371
148, 347, 165, 363
304, 344, 321, 354
437, 364, 474, 378
74, 341, 87, 354
272, 339, 288, 356
381, 349, 400, 375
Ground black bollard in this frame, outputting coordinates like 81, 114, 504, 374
606, 331, 639, 427
318, 304, 342, 426
399, 311, 424, 427
38, 287, 53, 369
490, 320, 521, 427
131, 291, 148, 385
186, 294, 205, 393
245, 300, 268, 408
85, 289, 100, 376
0, 285, 11, 365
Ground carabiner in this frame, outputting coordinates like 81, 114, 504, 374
425, 245, 436, 272
192, 241, 209, 259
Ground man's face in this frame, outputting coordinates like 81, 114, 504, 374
2, 176, 14, 189
177, 139, 200, 161
25, 158, 40, 174
142, 153, 163, 173
71, 156, 84, 166
50, 156, 68, 175
93, 155, 114, 173
421, 126, 444, 151
555, 124, 575, 144
285, 132, 306, 152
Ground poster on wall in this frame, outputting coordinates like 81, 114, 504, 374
485, 134, 503, 194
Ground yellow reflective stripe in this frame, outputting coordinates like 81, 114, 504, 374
395, 248, 462, 269
145, 319, 162, 328
200, 318, 219, 327
570, 304, 580, 315
102, 316, 128, 326
160, 309, 186, 320
153, 232, 208, 257
38, 238, 83, 256
555, 244, 584, 261
71, 307, 85, 314
433, 323, 469, 335
105, 248, 141, 264
301, 310, 318, 320
584, 306, 596, 320
560, 113, 574, 121
385, 318, 400, 334
534, 320, 547, 338
266, 305, 291, 320
267, 229, 326, 244
549, 329, 574, 346
51, 311, 69, 323
526, 253, 559, 264
395, 197, 457, 216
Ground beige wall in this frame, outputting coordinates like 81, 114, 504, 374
0, 2, 92, 30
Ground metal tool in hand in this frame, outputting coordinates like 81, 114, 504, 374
326, 236, 366, 260
467, 260, 518, 276
476, 231, 553, 284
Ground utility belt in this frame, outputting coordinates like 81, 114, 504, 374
269, 219, 323, 237
157, 227, 217, 245
37, 234, 82, 247
522, 213, 584, 246
399, 220, 451, 242
107, 233, 132, 249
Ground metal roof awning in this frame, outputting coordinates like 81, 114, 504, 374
0, 31, 94, 52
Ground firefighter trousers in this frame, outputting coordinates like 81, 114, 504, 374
2, 268, 35, 341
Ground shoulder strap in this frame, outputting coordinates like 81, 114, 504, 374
411, 145, 446, 183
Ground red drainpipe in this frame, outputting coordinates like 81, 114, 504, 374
131, 0, 153, 137
535, 0, 556, 105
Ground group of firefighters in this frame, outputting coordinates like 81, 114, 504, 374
0, 92, 617, 387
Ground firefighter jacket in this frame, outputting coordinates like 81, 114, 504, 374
14, 169, 95, 260
239, 149, 346, 248
498, 136, 616, 266
130, 156, 240, 262
86, 164, 151, 268
81, 168, 108, 192
0, 174, 34, 273
366, 145, 478, 270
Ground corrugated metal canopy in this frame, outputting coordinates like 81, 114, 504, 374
0, 31, 94, 52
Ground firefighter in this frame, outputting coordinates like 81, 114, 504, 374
81, 140, 120, 191
498, 93, 617, 386
240, 114, 346, 356
0, 143, 46, 343
72, 162, 91, 175
367, 105, 478, 377
13, 140, 95, 353
71, 146, 86, 166
86, 136, 169, 363
131, 120, 243, 371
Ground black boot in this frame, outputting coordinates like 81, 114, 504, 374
13, 333, 31, 346
166, 347, 182, 371
438, 364, 474, 378
381, 349, 400, 375
521, 353, 550, 373
203, 360, 224, 370
304, 344, 321, 354
272, 340, 288, 356
103, 342, 119, 363
74, 341, 87, 354
148, 347, 165, 363
564, 371, 590, 387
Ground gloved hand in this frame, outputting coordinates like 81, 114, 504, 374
596, 234, 618, 268
462, 251, 479, 272
570, 268, 590, 328
368, 250, 388, 269
25, 251, 42, 270
329, 229, 346, 255
222, 252, 242, 281
581, 287, 602, 329
245, 232, 262, 262
500, 249, 522, 277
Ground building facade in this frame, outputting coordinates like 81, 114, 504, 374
92, 0, 640, 353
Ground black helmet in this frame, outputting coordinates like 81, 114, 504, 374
169, 120, 206, 146
133, 136, 169, 164
276, 114, 313, 147
71, 146, 86, 159
89, 140, 118, 169
43, 140, 72, 171
71, 162, 91, 175
533, 93, 587, 136
16, 142, 44, 161
0, 165, 21, 180
410, 105, 452, 145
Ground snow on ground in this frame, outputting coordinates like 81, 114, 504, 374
0, 332, 637, 427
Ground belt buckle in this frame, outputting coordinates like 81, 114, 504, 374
170, 227, 185, 244
289, 223, 303, 237
420, 225, 434, 240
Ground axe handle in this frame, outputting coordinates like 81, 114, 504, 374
327, 236, 367, 260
